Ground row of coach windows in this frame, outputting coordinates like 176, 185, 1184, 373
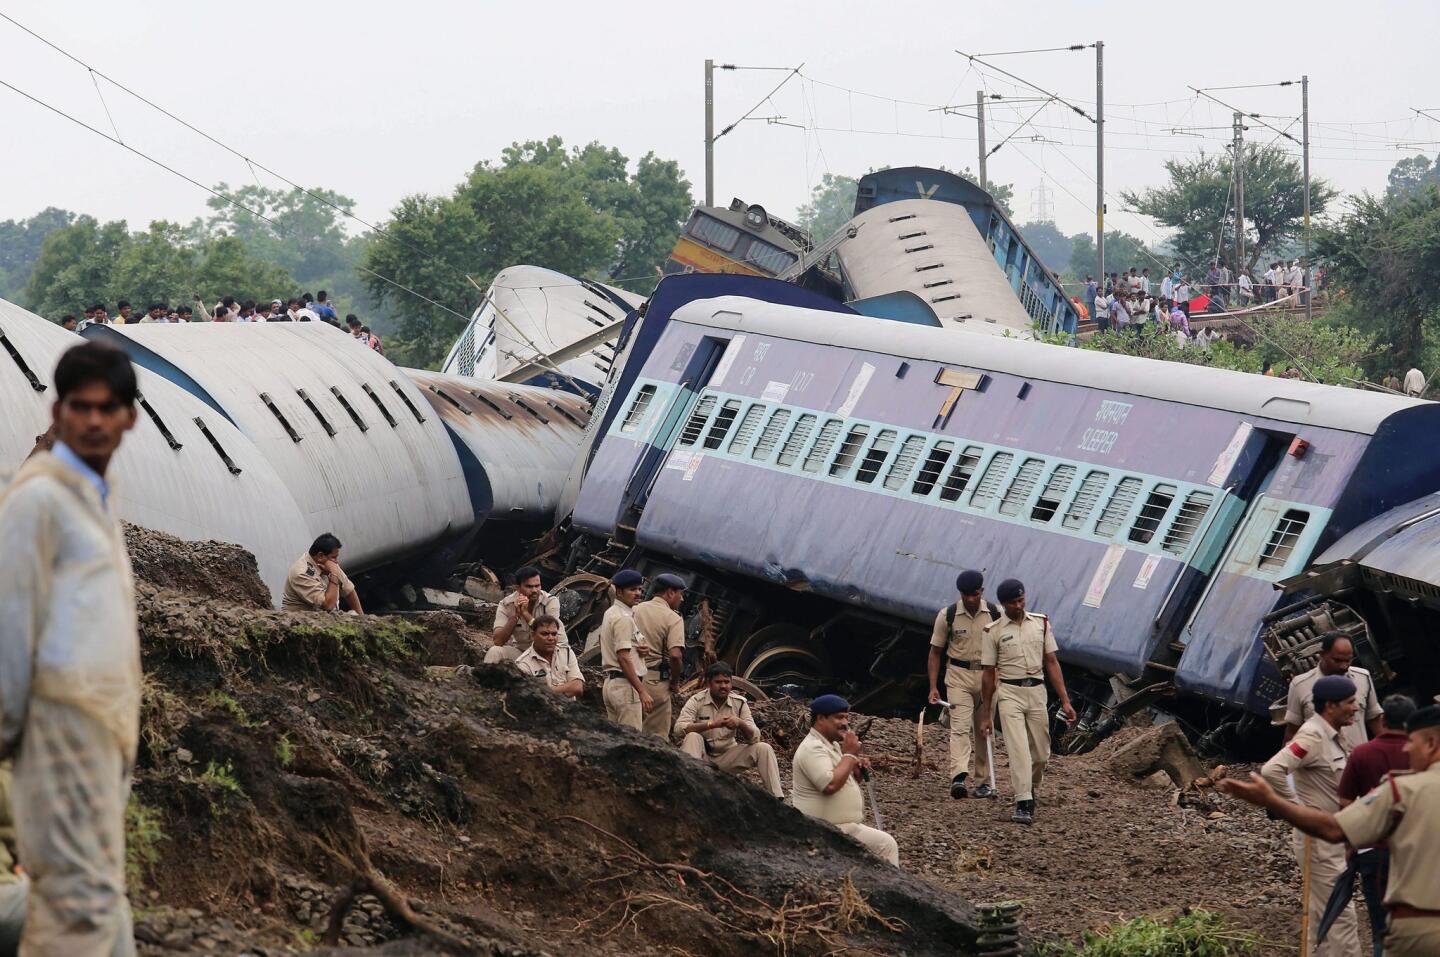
672, 391, 1225, 555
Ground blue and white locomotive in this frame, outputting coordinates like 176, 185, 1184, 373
555, 274, 1440, 743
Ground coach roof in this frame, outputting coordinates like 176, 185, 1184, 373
671, 295, 1429, 436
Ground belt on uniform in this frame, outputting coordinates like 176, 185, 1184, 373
1390, 904, 1440, 920
603, 670, 626, 679
1000, 677, 1043, 687
948, 657, 978, 670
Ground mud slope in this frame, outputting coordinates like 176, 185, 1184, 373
126, 529, 997, 956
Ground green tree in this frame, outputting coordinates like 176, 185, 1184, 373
1121, 145, 1335, 272
1018, 221, 1073, 275
1316, 189, 1440, 369
1066, 230, 1157, 281
25, 217, 131, 317
0, 207, 76, 301
362, 137, 692, 365
193, 235, 295, 303
1385, 154, 1440, 204
795, 173, 859, 241
110, 221, 197, 308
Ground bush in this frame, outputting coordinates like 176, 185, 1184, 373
1049, 909, 1262, 956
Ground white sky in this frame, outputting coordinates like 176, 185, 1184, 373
4, 0, 1438, 249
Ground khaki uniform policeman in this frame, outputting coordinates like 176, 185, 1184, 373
599, 570, 651, 731
1221, 705, 1440, 957
676, 664, 783, 798
1262, 675, 1362, 957
979, 578, 1076, 824
633, 573, 687, 739
791, 695, 898, 866
927, 569, 996, 798
281, 541, 359, 613
487, 565, 564, 665
514, 616, 584, 699
1284, 634, 1382, 750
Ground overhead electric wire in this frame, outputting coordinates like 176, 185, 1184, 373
713, 64, 803, 142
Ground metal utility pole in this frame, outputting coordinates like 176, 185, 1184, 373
976, 91, 988, 193
704, 59, 715, 207
1302, 74, 1312, 321
1096, 40, 1105, 284
1233, 112, 1246, 271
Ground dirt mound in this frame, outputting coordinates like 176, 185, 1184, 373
126, 559, 995, 955
125, 523, 272, 608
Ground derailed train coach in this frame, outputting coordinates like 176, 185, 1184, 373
555, 274, 1440, 746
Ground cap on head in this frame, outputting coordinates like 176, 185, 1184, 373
810, 694, 850, 716
956, 570, 984, 593
654, 572, 687, 591
1406, 704, 1440, 733
611, 569, 643, 588
996, 579, 1025, 603
1312, 674, 1357, 705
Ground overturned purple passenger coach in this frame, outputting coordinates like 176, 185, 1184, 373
555, 274, 1440, 745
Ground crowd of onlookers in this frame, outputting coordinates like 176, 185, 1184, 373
60, 290, 385, 354
1066, 260, 1327, 343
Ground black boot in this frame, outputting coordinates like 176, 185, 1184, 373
950, 773, 969, 799
1011, 799, 1034, 824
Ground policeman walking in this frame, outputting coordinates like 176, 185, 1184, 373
1221, 705, 1440, 957
1261, 675, 1363, 957
926, 570, 999, 799
979, 579, 1076, 824
632, 573, 688, 739
599, 570, 651, 731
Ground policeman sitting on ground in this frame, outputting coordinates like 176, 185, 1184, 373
979, 578, 1076, 825
927, 569, 1000, 799
488, 565, 564, 665
1220, 705, 1440, 957
513, 615, 584, 699
633, 573, 688, 739
791, 695, 899, 866
282, 533, 364, 615
676, 662, 783, 798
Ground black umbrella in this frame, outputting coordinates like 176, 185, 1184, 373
1317, 856, 1359, 944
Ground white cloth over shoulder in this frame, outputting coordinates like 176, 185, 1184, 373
0, 452, 140, 955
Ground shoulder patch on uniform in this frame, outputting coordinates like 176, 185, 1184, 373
1288, 741, 1308, 758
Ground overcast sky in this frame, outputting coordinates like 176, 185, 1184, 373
4, 0, 1439, 247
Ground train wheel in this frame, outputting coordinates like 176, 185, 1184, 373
551, 573, 609, 652
738, 623, 831, 699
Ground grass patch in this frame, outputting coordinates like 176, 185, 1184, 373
202, 689, 252, 727
125, 799, 167, 888
275, 733, 294, 768
1049, 910, 1263, 956
139, 674, 190, 756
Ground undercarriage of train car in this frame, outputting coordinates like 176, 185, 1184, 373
535, 524, 1432, 758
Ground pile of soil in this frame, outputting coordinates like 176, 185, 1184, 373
750, 705, 1357, 954
126, 524, 272, 608
125, 536, 995, 956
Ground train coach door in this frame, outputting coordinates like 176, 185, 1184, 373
1173, 425, 1291, 643
618, 335, 731, 525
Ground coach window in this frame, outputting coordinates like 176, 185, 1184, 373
1259, 509, 1310, 568
620, 384, 657, 433
703, 399, 741, 449
855, 430, 898, 484
883, 435, 927, 491
727, 403, 766, 454
969, 452, 1014, 508
776, 414, 818, 468
829, 424, 871, 477
1161, 491, 1214, 555
1031, 464, 1076, 523
938, 445, 984, 502
751, 408, 793, 461
999, 457, 1045, 517
803, 419, 844, 473
911, 441, 954, 496
1062, 469, 1110, 530
1129, 484, 1177, 545
677, 394, 717, 447
1095, 476, 1143, 537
